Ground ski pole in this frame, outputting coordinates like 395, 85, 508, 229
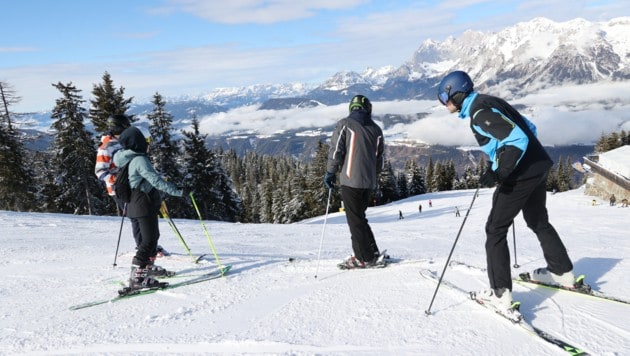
112, 203, 126, 267
160, 201, 198, 263
425, 187, 480, 316
512, 221, 520, 268
314, 188, 333, 279
189, 193, 226, 274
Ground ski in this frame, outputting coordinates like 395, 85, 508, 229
516, 272, 630, 305
420, 270, 588, 355
69, 265, 231, 311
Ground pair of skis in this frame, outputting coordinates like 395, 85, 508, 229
69, 265, 232, 310
72, 194, 228, 311
420, 269, 590, 355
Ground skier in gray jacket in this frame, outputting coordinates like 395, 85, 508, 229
325, 95, 384, 268
114, 126, 183, 290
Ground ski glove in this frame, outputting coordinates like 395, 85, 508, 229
324, 172, 336, 190
479, 167, 498, 188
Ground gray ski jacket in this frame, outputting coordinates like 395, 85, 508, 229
326, 109, 384, 189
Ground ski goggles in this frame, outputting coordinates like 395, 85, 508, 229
438, 91, 450, 106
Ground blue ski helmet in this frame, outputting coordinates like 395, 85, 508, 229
437, 71, 474, 107
349, 95, 372, 114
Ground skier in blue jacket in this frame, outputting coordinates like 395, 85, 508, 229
437, 70, 576, 317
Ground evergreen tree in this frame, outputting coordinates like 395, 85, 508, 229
181, 118, 243, 221
459, 165, 476, 189
0, 121, 37, 211
306, 141, 339, 216
425, 157, 435, 192
436, 160, 456, 191
89, 72, 133, 136
50, 82, 106, 215
406, 159, 426, 196
377, 160, 397, 204
556, 157, 570, 192
0, 82, 36, 211
0, 81, 21, 131
432, 161, 443, 192
546, 164, 558, 192
606, 132, 621, 151
147, 92, 185, 216
397, 171, 408, 199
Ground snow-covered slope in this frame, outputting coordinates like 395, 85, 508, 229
1, 187, 628, 354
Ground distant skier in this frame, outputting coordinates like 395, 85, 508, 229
418, 204, 422, 213
399, 210, 404, 220
610, 194, 616, 206
455, 206, 460, 217
325, 95, 385, 269
429, 200, 432, 208
437, 70, 576, 318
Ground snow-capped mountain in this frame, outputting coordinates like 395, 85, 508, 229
16, 17, 630, 170
208, 16, 630, 110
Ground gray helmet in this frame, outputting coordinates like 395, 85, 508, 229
107, 114, 131, 135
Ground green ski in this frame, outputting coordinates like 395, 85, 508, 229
69, 265, 231, 311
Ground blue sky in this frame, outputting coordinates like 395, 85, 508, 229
1, 0, 628, 112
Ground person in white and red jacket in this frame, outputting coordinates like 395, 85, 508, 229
95, 115, 145, 248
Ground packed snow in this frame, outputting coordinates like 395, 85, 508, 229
1, 186, 628, 355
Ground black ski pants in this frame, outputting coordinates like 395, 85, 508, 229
132, 214, 160, 268
114, 195, 143, 248
485, 172, 573, 291
340, 186, 379, 262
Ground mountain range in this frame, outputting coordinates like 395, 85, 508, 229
18, 16, 630, 171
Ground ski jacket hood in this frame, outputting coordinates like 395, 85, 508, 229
119, 126, 148, 154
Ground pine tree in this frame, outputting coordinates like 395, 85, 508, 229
89, 72, 133, 136
50, 82, 106, 215
406, 159, 426, 196
0, 122, 37, 211
425, 157, 435, 192
306, 141, 339, 216
147, 92, 185, 216
0, 82, 36, 211
0, 81, 21, 131
377, 160, 398, 204
397, 171, 408, 199
181, 118, 243, 221
556, 157, 570, 192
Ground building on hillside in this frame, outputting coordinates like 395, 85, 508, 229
583, 145, 630, 203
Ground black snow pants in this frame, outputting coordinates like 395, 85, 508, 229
485, 172, 573, 291
341, 186, 379, 262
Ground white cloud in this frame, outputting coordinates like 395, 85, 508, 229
196, 82, 630, 147
157, 0, 367, 24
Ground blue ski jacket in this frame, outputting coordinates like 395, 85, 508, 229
459, 92, 552, 182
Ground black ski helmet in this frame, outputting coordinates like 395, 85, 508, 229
349, 95, 372, 114
437, 71, 474, 108
107, 114, 131, 136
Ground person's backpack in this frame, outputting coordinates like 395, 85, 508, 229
114, 156, 139, 203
